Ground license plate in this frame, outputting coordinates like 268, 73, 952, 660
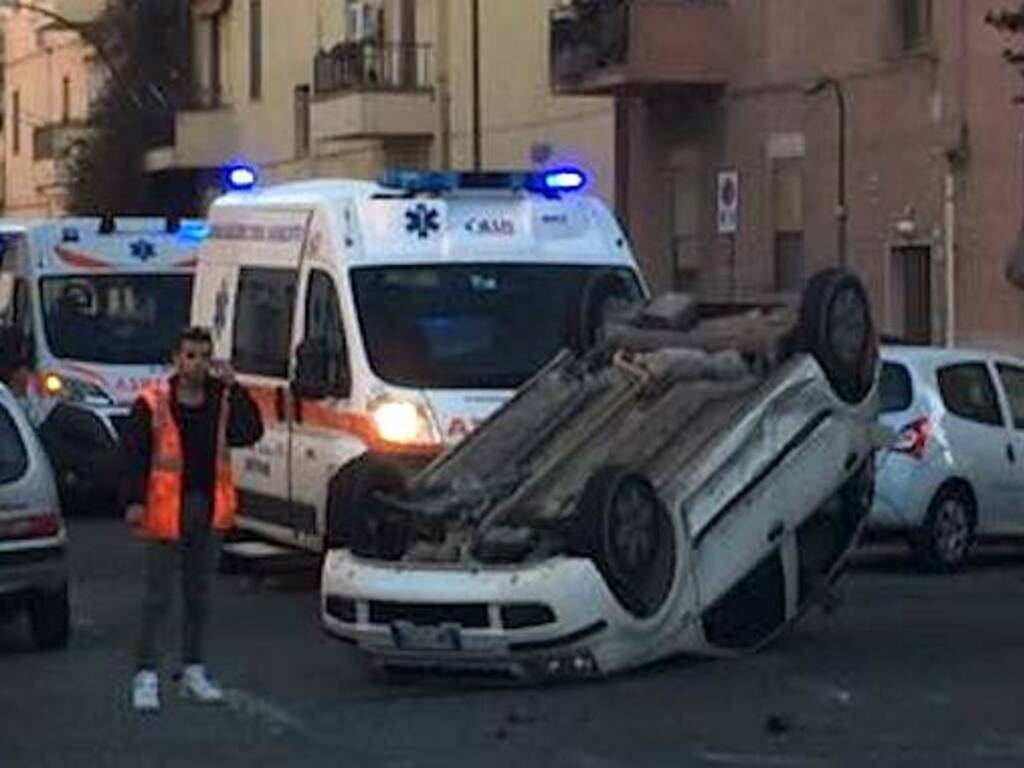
390, 621, 462, 652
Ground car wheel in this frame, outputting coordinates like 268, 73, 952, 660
28, 585, 70, 651
326, 455, 409, 560
571, 465, 676, 619
576, 270, 642, 352
916, 485, 974, 573
796, 268, 878, 404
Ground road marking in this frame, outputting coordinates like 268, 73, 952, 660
223, 688, 311, 736
697, 753, 828, 767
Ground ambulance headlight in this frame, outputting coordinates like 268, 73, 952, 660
42, 373, 113, 406
369, 397, 438, 446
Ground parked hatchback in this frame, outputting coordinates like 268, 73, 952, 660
870, 345, 1024, 571
0, 382, 69, 649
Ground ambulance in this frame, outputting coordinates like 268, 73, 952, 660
0, 216, 206, 507
190, 167, 647, 552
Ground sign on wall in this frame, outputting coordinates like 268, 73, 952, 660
716, 170, 739, 235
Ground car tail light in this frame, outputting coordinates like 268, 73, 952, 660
892, 417, 930, 459
0, 511, 62, 541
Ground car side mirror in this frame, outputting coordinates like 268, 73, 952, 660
292, 338, 349, 400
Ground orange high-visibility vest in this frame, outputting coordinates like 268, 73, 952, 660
137, 382, 237, 540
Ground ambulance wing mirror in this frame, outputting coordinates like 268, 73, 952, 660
292, 338, 348, 400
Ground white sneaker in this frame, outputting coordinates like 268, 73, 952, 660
180, 664, 224, 703
132, 670, 160, 712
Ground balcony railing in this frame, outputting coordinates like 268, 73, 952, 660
314, 41, 433, 96
550, 0, 733, 93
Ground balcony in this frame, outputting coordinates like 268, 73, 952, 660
155, 84, 239, 170
311, 42, 435, 142
550, 0, 734, 94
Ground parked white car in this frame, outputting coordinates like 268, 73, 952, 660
322, 269, 881, 679
0, 382, 69, 650
870, 345, 1024, 571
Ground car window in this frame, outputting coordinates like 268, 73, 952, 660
232, 268, 297, 379
936, 363, 1004, 427
303, 269, 350, 397
879, 362, 912, 413
0, 404, 28, 484
996, 364, 1024, 430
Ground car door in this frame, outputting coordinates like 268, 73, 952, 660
289, 266, 363, 549
934, 360, 1016, 535
993, 359, 1024, 533
228, 265, 299, 542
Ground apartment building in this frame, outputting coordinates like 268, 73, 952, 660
148, 0, 616, 211
2, 0, 105, 216
552, 0, 1024, 350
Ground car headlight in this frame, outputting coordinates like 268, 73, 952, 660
369, 396, 439, 446
41, 373, 114, 406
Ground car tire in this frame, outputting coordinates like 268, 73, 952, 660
796, 268, 878, 404
576, 269, 642, 352
325, 455, 409, 560
28, 584, 70, 651
915, 484, 975, 573
571, 465, 676, 619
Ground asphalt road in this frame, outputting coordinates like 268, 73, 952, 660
3, 518, 1024, 768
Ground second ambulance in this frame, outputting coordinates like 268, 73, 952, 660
0, 217, 205, 508
190, 168, 646, 553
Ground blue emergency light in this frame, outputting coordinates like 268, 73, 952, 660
537, 167, 587, 192
224, 164, 258, 191
378, 166, 588, 196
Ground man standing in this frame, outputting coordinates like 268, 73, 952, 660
121, 326, 263, 712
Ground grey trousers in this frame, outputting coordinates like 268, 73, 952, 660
135, 493, 221, 670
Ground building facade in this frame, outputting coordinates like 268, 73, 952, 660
2, 0, 105, 216
552, 0, 1024, 351
149, 0, 615, 209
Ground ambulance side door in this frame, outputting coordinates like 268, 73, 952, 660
289, 261, 361, 549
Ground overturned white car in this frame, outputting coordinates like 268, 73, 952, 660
321, 268, 881, 679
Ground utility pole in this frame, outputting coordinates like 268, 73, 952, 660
470, 0, 481, 170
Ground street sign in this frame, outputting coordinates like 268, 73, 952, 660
717, 170, 739, 234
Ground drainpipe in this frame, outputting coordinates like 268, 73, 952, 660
436, 0, 451, 169
944, 171, 956, 347
470, 0, 481, 170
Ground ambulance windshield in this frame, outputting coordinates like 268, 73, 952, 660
40, 274, 193, 365
352, 264, 642, 389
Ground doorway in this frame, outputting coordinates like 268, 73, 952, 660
890, 245, 932, 344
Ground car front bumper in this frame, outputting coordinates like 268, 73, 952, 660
321, 550, 644, 677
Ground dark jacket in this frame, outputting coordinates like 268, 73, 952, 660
119, 376, 263, 508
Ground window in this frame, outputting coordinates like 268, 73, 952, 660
249, 0, 262, 100
880, 362, 912, 413
936, 363, 1003, 427
772, 158, 803, 292
40, 275, 192, 365
0, 405, 28, 485
61, 76, 70, 124
232, 268, 296, 378
895, 0, 932, 52
996, 364, 1024, 430
303, 270, 350, 396
351, 264, 643, 389
12, 90, 19, 156
294, 85, 310, 159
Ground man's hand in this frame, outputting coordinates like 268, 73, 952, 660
211, 359, 236, 387
125, 503, 144, 527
